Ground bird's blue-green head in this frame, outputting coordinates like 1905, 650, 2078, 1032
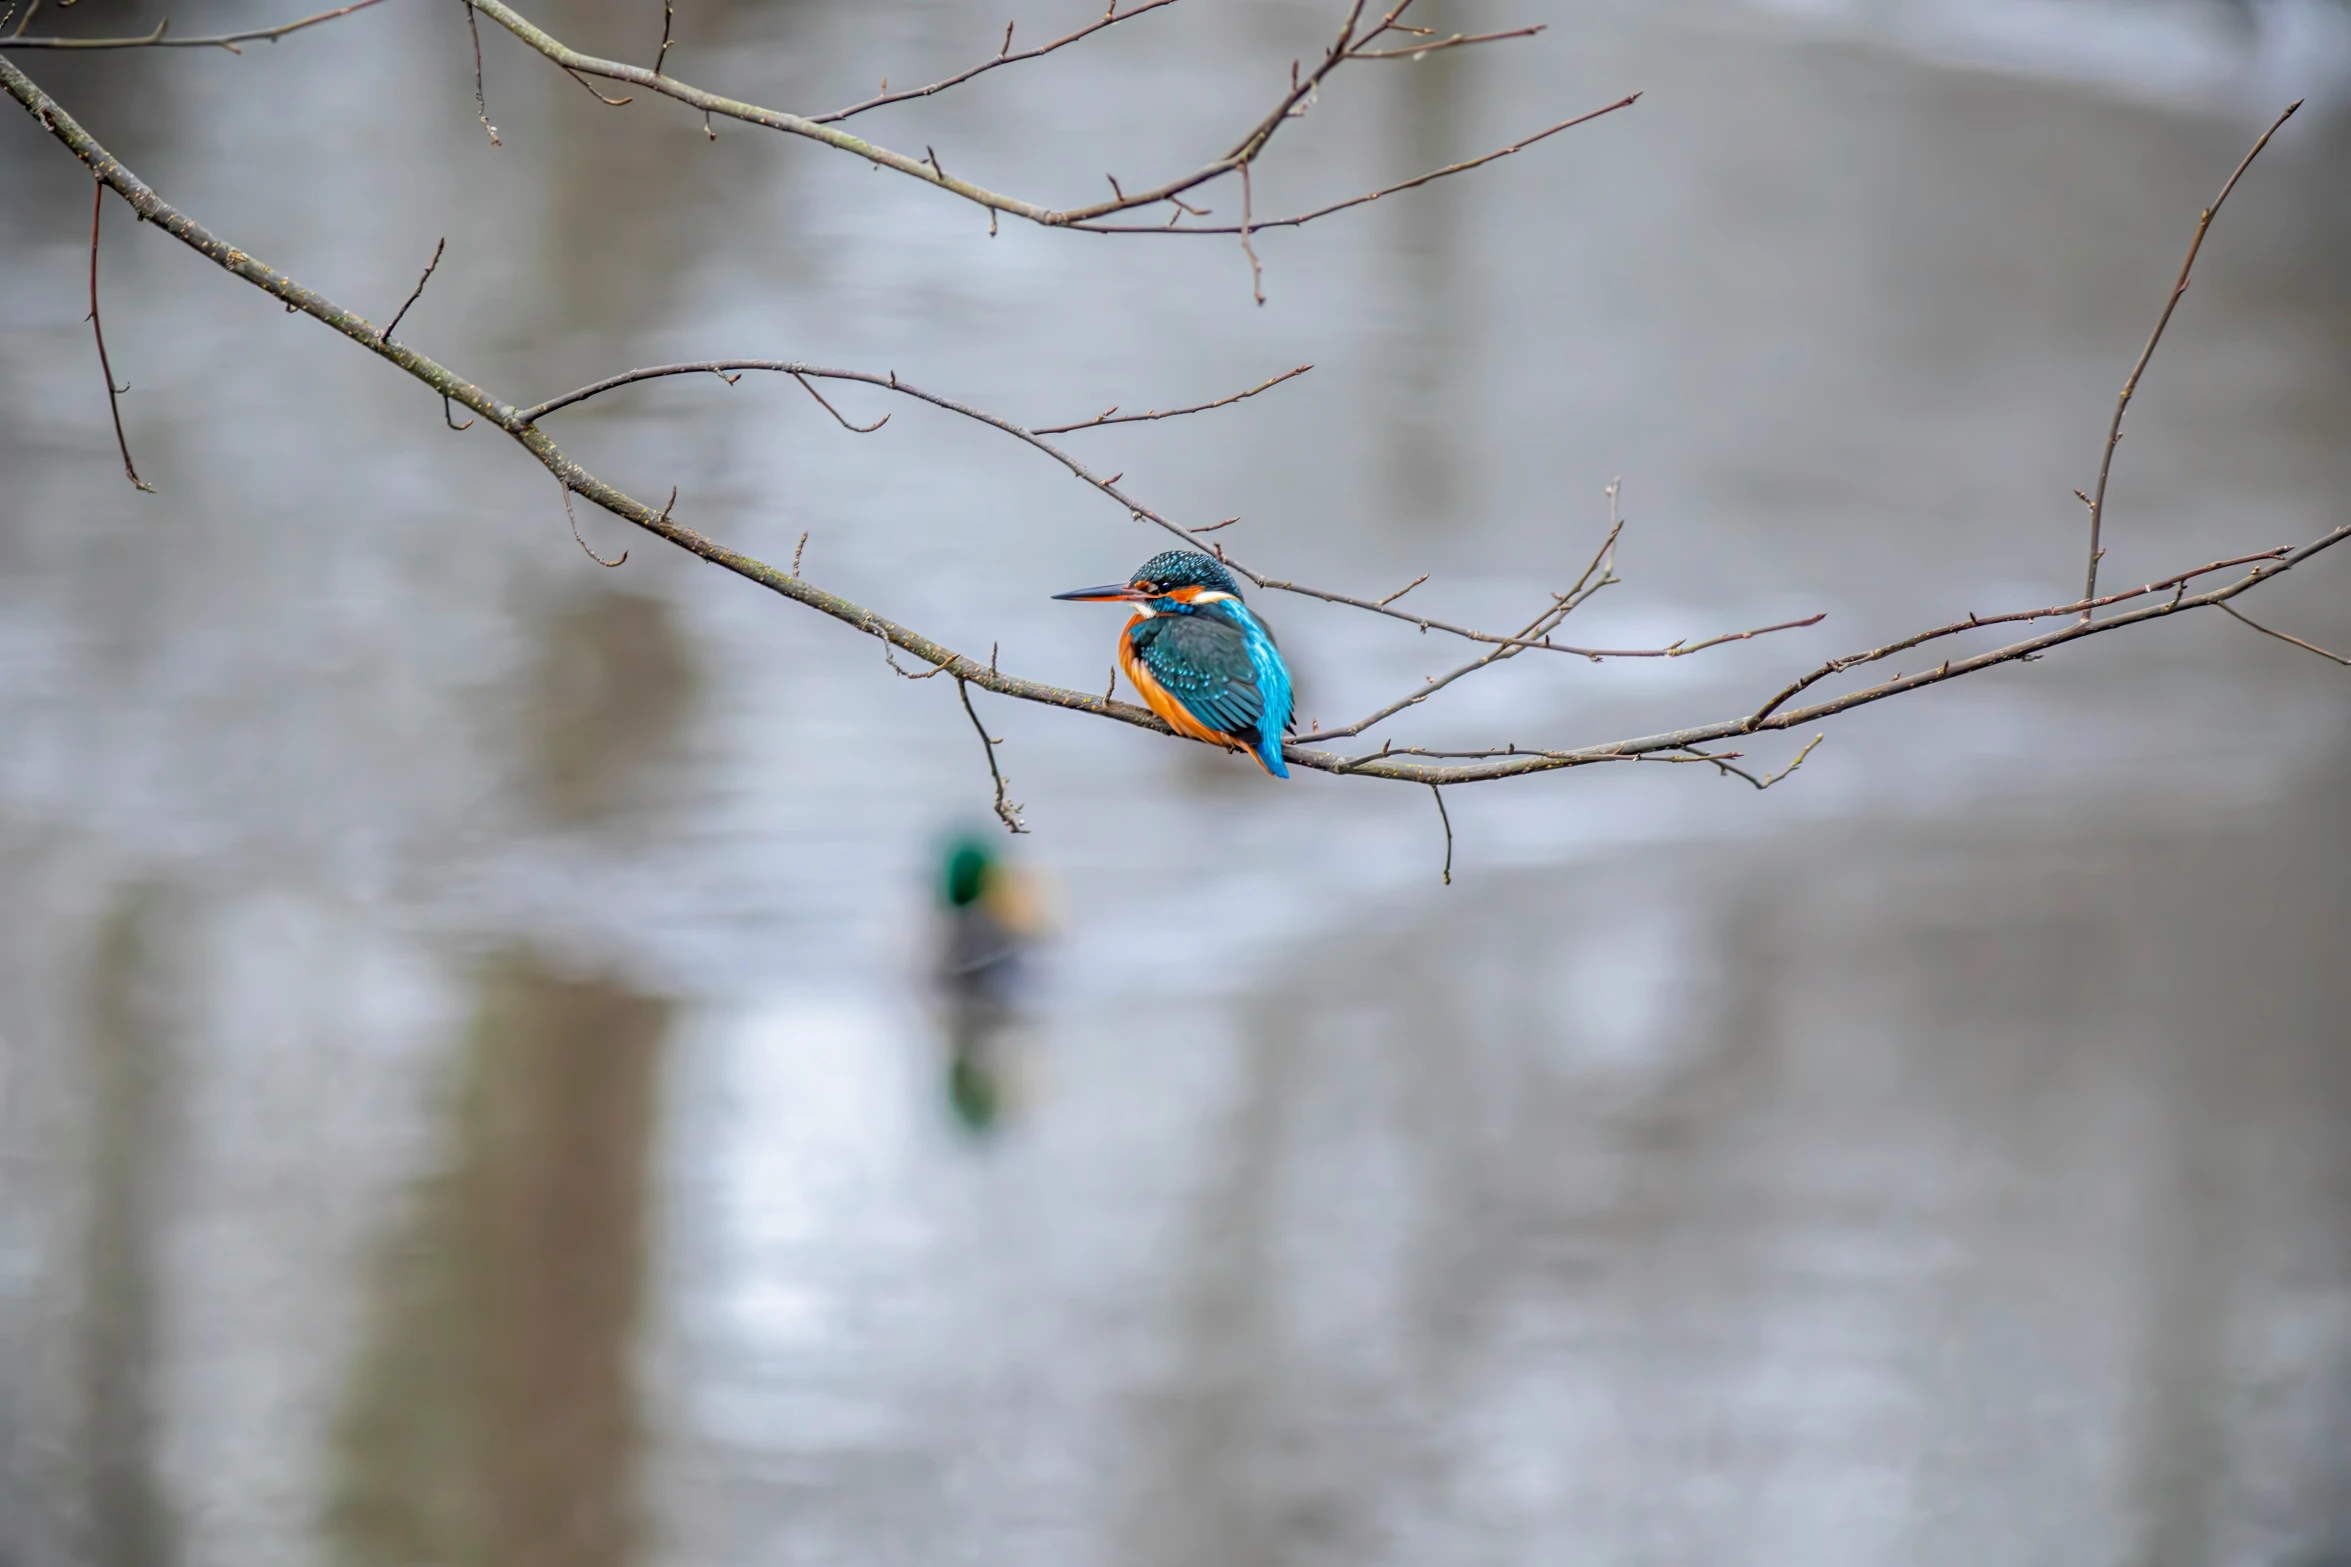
1051, 549, 1243, 605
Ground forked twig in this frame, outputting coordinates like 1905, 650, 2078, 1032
456, 0, 1614, 293
1077, 95, 1641, 234
1687, 733, 1823, 791
810, 0, 1184, 124
1351, 23, 1544, 59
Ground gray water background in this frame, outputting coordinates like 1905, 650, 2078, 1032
2, 1, 2349, 1562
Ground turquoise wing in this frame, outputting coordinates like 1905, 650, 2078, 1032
1128, 611, 1266, 739
1128, 602, 1294, 776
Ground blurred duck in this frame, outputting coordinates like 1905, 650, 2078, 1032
934, 832, 1046, 1130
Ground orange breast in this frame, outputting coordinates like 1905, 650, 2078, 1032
1120, 621, 1241, 752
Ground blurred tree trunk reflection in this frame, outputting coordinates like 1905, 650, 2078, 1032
79, 886, 180, 1567
325, 952, 668, 1567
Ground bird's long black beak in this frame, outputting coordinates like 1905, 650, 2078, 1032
1052, 583, 1150, 602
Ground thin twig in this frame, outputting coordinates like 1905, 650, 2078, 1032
463, 0, 500, 144
1350, 23, 1544, 59
0, 0, 387, 51
957, 677, 1028, 833
1430, 785, 1452, 885
2080, 100, 2299, 612
1033, 363, 1310, 434
558, 479, 626, 567
1074, 95, 1641, 234
441, 394, 474, 431
1687, 732, 1823, 791
1238, 160, 1264, 304
84, 178, 151, 492
562, 65, 630, 105
2215, 602, 2351, 666
1375, 573, 1429, 608
809, 0, 1184, 124
650, 0, 672, 76
791, 372, 889, 433
791, 531, 808, 577
378, 236, 444, 345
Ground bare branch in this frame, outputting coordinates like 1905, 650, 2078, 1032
809, 0, 1184, 124
2079, 100, 2299, 610
1316, 520, 1625, 740
514, 358, 1807, 666
459, 0, 1599, 256
0, 0, 387, 52
1033, 363, 1310, 434
2216, 603, 2351, 667
84, 178, 151, 493
4, 54, 2337, 799
378, 236, 444, 345
957, 678, 1028, 834
1745, 547, 2297, 728
650, 0, 673, 77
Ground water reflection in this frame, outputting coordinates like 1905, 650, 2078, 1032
522, 588, 695, 827
1114, 752, 2351, 1564
79, 887, 181, 1567
326, 952, 668, 1567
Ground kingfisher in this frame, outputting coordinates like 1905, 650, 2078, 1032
1054, 549, 1295, 778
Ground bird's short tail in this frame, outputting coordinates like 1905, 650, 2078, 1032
1253, 731, 1290, 779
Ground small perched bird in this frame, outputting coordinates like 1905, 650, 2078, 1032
1054, 549, 1295, 778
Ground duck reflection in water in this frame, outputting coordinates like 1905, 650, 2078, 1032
933, 832, 1049, 1131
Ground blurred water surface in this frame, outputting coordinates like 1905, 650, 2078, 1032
1, 1, 2348, 1563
